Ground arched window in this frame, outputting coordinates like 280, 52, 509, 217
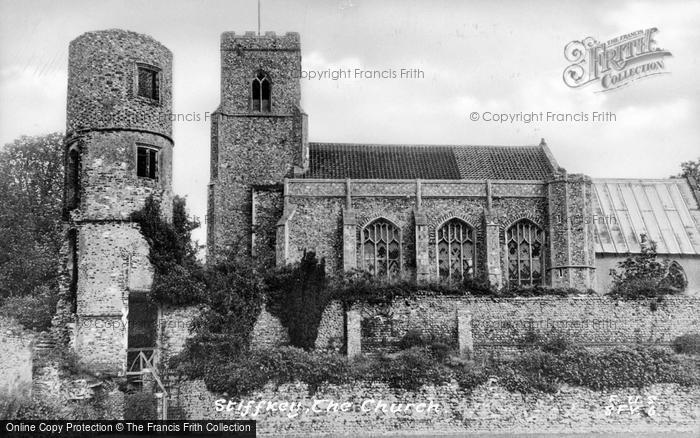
437, 218, 476, 280
251, 71, 271, 112
666, 261, 687, 291
362, 219, 401, 277
506, 219, 544, 286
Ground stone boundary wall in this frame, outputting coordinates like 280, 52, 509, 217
248, 295, 700, 354
0, 316, 34, 395
349, 295, 700, 354
169, 380, 699, 435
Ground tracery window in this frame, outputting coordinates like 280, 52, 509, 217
251, 71, 271, 112
506, 219, 544, 286
437, 219, 476, 280
362, 219, 401, 277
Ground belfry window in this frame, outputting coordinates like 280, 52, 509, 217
251, 71, 271, 112
137, 65, 160, 102
437, 219, 476, 280
362, 219, 401, 277
506, 219, 544, 286
136, 145, 158, 180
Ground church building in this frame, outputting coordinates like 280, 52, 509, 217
206, 31, 700, 293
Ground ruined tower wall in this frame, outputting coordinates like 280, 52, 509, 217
64, 29, 173, 374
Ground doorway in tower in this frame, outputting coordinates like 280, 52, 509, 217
126, 292, 158, 391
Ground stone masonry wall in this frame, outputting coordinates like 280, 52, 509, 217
73, 222, 152, 373
350, 295, 700, 354
69, 131, 173, 222
169, 380, 699, 436
67, 29, 173, 137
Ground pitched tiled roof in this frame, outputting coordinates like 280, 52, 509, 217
592, 178, 700, 255
302, 143, 556, 180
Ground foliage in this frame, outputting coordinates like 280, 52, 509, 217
171, 252, 265, 380
359, 347, 455, 391
124, 392, 157, 420
1, 389, 57, 420
266, 251, 329, 350
0, 285, 58, 331
499, 344, 699, 393
677, 157, 700, 182
131, 196, 205, 305
672, 333, 700, 355
397, 329, 456, 362
0, 133, 64, 300
520, 329, 572, 354
607, 239, 680, 299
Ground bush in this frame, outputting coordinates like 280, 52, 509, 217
608, 240, 681, 299
1, 390, 58, 420
172, 254, 265, 380
672, 333, 700, 355
131, 196, 205, 306
0, 285, 58, 331
266, 252, 329, 350
396, 330, 456, 362
124, 392, 157, 420
359, 347, 454, 391
202, 346, 350, 398
521, 330, 572, 354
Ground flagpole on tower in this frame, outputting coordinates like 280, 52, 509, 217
258, 0, 261, 35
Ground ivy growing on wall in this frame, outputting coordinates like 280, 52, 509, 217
130, 195, 206, 306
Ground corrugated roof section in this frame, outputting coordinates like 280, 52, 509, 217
592, 179, 700, 255
302, 143, 555, 180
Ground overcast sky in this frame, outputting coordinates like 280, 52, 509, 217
1, 0, 698, 245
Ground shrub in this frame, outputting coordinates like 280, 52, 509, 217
171, 253, 265, 381
266, 251, 329, 350
360, 347, 454, 391
124, 392, 157, 420
1, 390, 58, 420
396, 330, 457, 362
1, 285, 58, 331
521, 330, 572, 354
202, 346, 350, 398
397, 329, 424, 350
608, 240, 681, 299
131, 196, 205, 306
672, 333, 700, 355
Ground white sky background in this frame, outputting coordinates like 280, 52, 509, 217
1, 0, 699, 246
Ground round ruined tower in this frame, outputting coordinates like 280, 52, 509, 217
64, 29, 173, 374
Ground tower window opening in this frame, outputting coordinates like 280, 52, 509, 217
251, 71, 271, 112
136, 145, 159, 180
66, 145, 80, 210
137, 65, 160, 102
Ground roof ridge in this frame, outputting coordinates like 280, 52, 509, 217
309, 142, 543, 148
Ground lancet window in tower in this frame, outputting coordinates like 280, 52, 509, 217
506, 219, 544, 286
437, 219, 476, 280
137, 64, 160, 102
251, 71, 271, 112
362, 219, 401, 277
136, 144, 158, 180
